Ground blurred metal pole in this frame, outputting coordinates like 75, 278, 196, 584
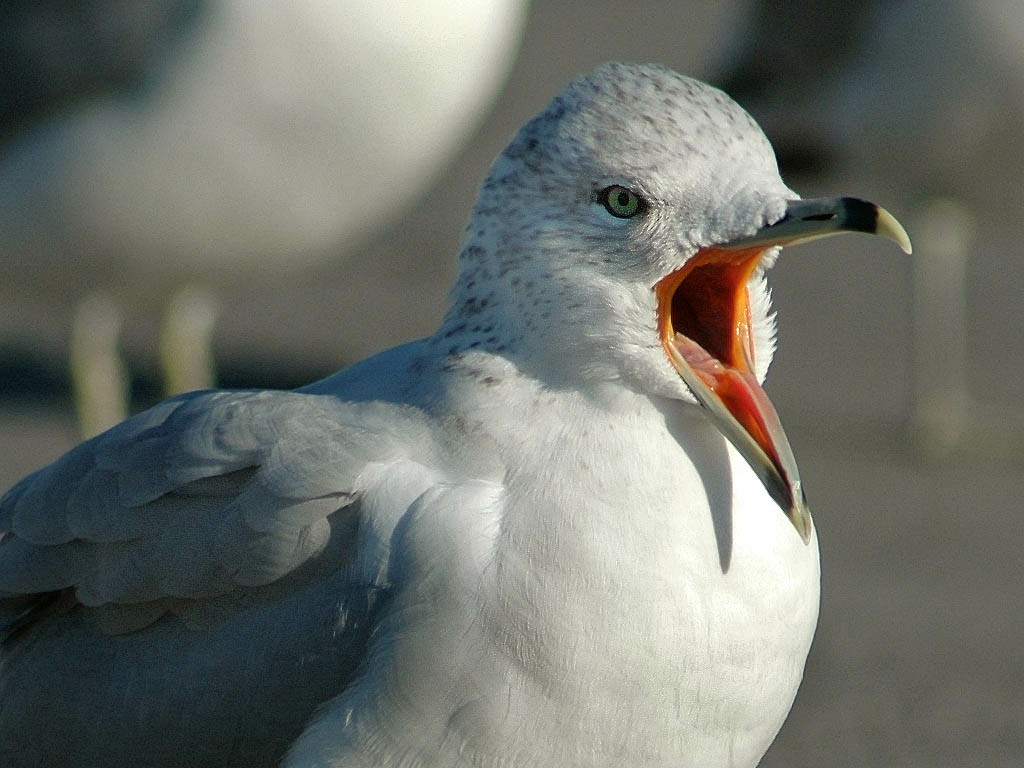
70, 292, 128, 438
910, 199, 972, 454
910, 198, 1024, 458
158, 285, 219, 397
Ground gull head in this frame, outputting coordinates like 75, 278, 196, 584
441, 62, 910, 542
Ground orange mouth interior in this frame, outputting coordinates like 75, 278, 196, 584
655, 246, 765, 385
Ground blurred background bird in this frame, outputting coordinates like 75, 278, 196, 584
0, 0, 528, 435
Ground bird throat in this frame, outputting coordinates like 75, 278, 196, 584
655, 245, 764, 384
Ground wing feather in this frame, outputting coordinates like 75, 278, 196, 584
0, 389, 444, 634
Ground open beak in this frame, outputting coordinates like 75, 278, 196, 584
656, 197, 911, 543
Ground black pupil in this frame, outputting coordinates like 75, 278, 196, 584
616, 190, 631, 207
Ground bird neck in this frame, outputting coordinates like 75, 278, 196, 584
437, 237, 656, 395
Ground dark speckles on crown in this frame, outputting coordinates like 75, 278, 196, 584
435, 62, 781, 370
547, 97, 567, 122
443, 322, 467, 339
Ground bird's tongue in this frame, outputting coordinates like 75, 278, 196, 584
670, 332, 792, 479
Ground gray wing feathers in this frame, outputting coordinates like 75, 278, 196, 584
0, 390, 441, 619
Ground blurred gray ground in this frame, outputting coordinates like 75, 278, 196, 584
2, 2, 1022, 766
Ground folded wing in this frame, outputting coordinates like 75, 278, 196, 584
0, 389, 446, 634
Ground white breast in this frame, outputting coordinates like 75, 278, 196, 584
285, 384, 820, 768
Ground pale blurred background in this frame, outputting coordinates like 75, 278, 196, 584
1, 2, 1022, 766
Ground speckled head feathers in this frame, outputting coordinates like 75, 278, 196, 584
503, 63, 779, 189
439, 63, 793, 394
462, 64, 793, 269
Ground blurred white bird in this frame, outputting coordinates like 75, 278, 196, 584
0, 63, 909, 767
0, 0, 527, 435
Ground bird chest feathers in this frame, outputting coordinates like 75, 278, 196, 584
300, 384, 820, 768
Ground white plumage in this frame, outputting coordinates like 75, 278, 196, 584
0, 63, 909, 767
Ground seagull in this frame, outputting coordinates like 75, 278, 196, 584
0, 63, 910, 768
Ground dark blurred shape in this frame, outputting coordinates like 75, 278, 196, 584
714, 0, 879, 177
0, 0, 205, 147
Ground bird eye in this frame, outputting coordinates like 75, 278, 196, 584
598, 185, 646, 218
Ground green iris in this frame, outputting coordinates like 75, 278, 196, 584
599, 185, 645, 218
